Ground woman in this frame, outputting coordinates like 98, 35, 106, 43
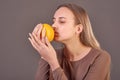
28, 3, 111, 80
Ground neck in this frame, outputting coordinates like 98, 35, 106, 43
63, 40, 91, 61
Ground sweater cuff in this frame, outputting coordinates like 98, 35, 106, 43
52, 67, 68, 80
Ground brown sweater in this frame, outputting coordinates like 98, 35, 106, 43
35, 48, 111, 80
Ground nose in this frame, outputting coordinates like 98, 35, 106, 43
52, 22, 55, 28
52, 22, 57, 29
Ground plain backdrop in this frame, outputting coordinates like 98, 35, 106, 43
0, 0, 120, 80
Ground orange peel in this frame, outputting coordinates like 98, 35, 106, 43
43, 23, 54, 42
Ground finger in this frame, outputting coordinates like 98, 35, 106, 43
37, 24, 43, 39
32, 23, 42, 34
28, 33, 47, 56
28, 35, 41, 52
32, 32, 43, 46
41, 57, 45, 60
41, 27, 46, 43
28, 37, 38, 50
32, 32, 46, 48
29, 33, 39, 46
45, 36, 51, 47
29, 33, 37, 44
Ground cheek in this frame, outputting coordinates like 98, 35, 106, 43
60, 28, 75, 38
58, 23, 75, 36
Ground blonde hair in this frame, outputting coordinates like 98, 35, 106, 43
57, 3, 100, 49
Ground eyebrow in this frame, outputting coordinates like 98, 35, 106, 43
53, 17, 66, 20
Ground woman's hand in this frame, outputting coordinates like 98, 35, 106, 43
28, 24, 59, 70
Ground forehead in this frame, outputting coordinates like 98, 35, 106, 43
54, 7, 75, 19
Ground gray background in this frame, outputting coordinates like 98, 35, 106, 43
0, 0, 119, 80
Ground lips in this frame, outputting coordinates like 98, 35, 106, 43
54, 31, 59, 37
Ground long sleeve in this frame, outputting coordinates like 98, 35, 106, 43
84, 51, 111, 80
35, 59, 68, 80
52, 67, 68, 80
35, 58, 50, 80
35, 47, 69, 80
47, 48, 68, 80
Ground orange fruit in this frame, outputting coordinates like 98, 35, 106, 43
43, 23, 54, 42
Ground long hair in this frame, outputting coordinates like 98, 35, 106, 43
56, 3, 101, 79
57, 3, 100, 49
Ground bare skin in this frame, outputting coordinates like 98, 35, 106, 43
28, 7, 91, 71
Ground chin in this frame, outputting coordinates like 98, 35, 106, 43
54, 37, 62, 42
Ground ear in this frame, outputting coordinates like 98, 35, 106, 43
75, 24, 83, 34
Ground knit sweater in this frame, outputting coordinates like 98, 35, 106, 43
35, 48, 111, 80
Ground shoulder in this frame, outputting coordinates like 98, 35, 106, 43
90, 48, 111, 65
93, 48, 111, 60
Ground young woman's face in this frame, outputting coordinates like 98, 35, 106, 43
52, 7, 77, 43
